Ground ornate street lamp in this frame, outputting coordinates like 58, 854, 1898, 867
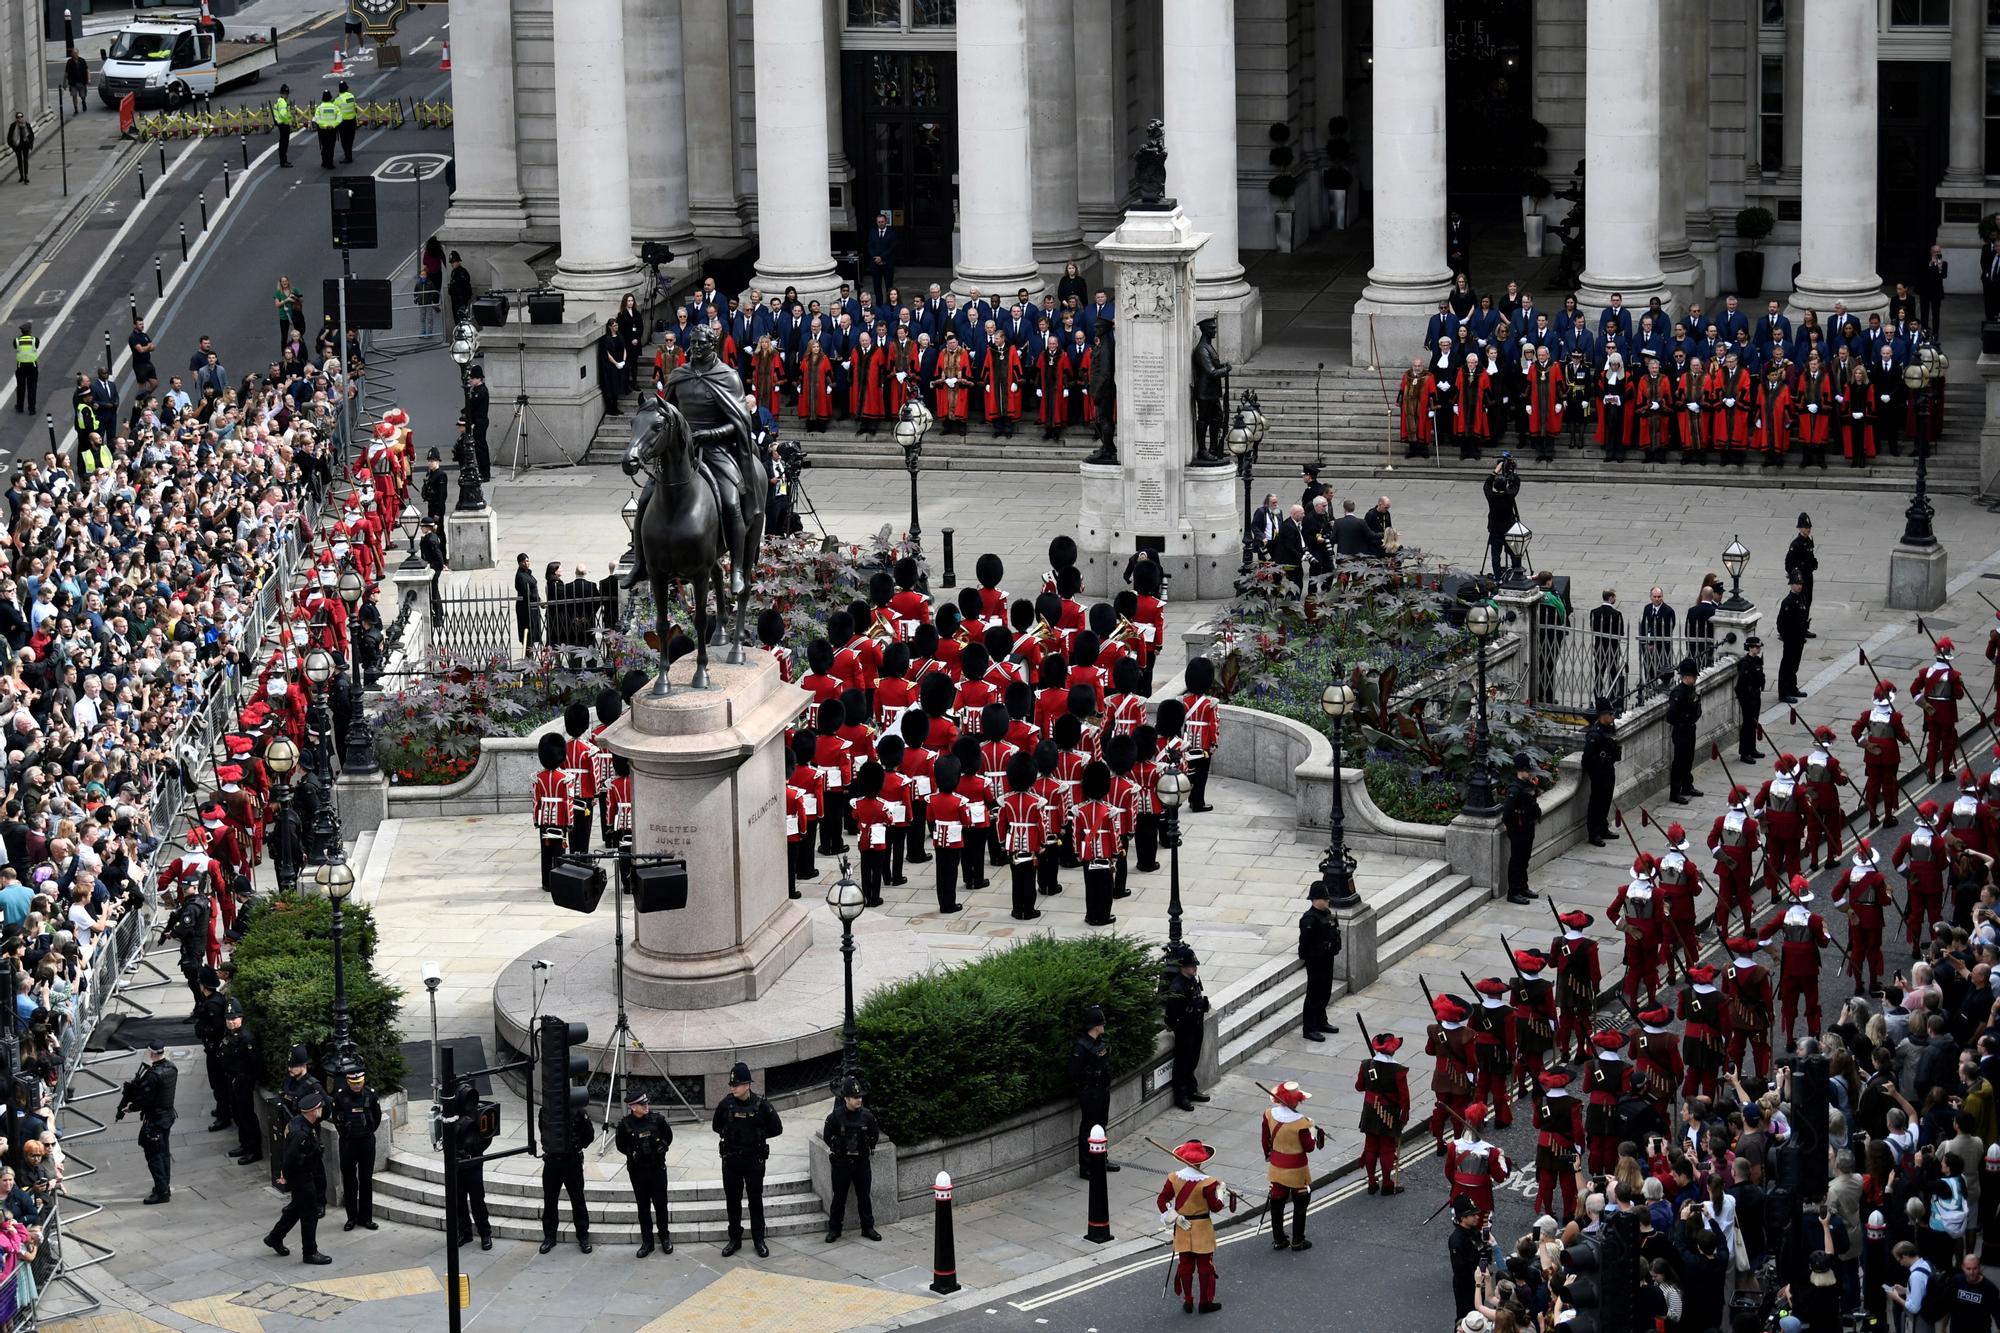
266, 734, 301, 893
1153, 763, 1192, 943
450, 319, 487, 515
1464, 602, 1500, 815
1226, 389, 1265, 574
1720, 536, 1752, 611
398, 505, 424, 572
303, 645, 337, 785
895, 398, 934, 565
317, 854, 357, 1072
1900, 347, 1945, 548
1318, 674, 1362, 909
825, 859, 866, 1090
617, 492, 640, 583
450, 320, 479, 399
1502, 520, 1534, 589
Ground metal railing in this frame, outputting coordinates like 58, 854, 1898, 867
1525, 617, 1732, 718
434, 590, 619, 665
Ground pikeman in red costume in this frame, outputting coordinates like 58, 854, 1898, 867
1630, 1006, 1683, 1127
1260, 1080, 1324, 1253
1608, 854, 1666, 1007
1949, 768, 1992, 858
1425, 993, 1476, 1155
1754, 755, 1809, 898
1356, 1032, 1409, 1196
1723, 934, 1776, 1079
1467, 977, 1517, 1129
1834, 840, 1891, 991
1532, 1069, 1584, 1218
1677, 962, 1726, 1100
1444, 1102, 1509, 1214
1892, 800, 1951, 947
1158, 1140, 1236, 1316
1509, 947, 1558, 1096
1801, 727, 1849, 868
1852, 683, 1912, 827
1707, 786, 1760, 938
1912, 639, 1969, 782
532, 732, 574, 894
1584, 1031, 1629, 1174
1654, 822, 1705, 982
1759, 874, 1832, 1043
1552, 910, 1600, 1063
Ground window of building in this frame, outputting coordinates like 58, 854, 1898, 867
847, 0, 953, 30
1991, 0, 2000, 26
1987, 58, 2000, 176
1761, 0, 1783, 26
1890, 0, 1950, 25
1760, 55, 1784, 173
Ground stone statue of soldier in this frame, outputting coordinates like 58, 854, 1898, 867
1191, 315, 1229, 464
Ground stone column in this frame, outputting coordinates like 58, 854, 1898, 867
1073, 0, 1122, 240
683, 1, 745, 237
1574, 0, 1669, 312
1027, 0, 1088, 275
1164, 0, 1262, 359
749, 0, 843, 307
1657, 4, 1700, 309
440, 0, 527, 246
1791, 0, 1888, 320
552, 0, 644, 311
624, 0, 699, 265
1779, 0, 1803, 184
824, 0, 856, 232
1682, 0, 1717, 293
1349, 0, 1450, 366
953, 0, 1044, 300
1947, 0, 1985, 185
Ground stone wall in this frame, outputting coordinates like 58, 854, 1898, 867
383, 716, 563, 819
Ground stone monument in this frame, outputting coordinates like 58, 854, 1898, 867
1076, 123, 1241, 599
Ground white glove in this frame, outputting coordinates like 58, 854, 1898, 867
1852, 411, 1864, 420
1723, 397, 1735, 408
1649, 401, 1660, 411
1807, 403, 1818, 413
1161, 1208, 1178, 1228
1880, 393, 1891, 402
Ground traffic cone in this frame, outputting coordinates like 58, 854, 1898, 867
330, 46, 347, 77
439, 40, 451, 71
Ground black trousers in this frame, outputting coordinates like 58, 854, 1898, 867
317, 127, 335, 168
1670, 726, 1696, 793
1586, 770, 1614, 839
1737, 702, 1759, 759
539, 834, 564, 893
1189, 755, 1212, 809
337, 118, 356, 162
471, 421, 491, 480
1303, 955, 1334, 1034
13, 364, 34, 412
829, 1156, 874, 1231
629, 1161, 670, 1246
455, 1161, 491, 1241
1171, 1023, 1204, 1099
721, 1156, 767, 1240
139, 1119, 172, 1196
1077, 1089, 1110, 1170
277, 123, 291, 166
819, 791, 849, 854
1011, 859, 1040, 919
231, 1079, 261, 1158
1036, 847, 1062, 896
933, 846, 966, 911
541, 1152, 589, 1241
339, 1134, 374, 1225
1506, 830, 1534, 898
271, 1186, 323, 1253
1778, 637, 1804, 699
205, 1047, 230, 1120
1135, 813, 1159, 869
793, 824, 818, 880
861, 847, 890, 907
569, 810, 593, 856
1082, 865, 1114, 924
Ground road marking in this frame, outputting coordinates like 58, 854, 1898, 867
34, 288, 66, 306
375, 153, 449, 181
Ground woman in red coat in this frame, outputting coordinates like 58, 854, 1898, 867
1838, 362, 1875, 464
1753, 366, 1792, 465
984, 332, 1023, 439
852, 332, 889, 435
934, 334, 973, 434
1791, 352, 1833, 470
1453, 351, 1490, 461
1035, 337, 1070, 440
797, 337, 835, 434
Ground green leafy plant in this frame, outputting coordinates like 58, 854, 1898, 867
855, 934, 1160, 1144
1268, 173, 1299, 200
229, 894, 407, 1090
1735, 206, 1776, 248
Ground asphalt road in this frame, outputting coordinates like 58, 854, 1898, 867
928, 764, 1971, 1332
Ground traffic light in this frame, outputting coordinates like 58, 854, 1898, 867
1596, 1210, 1641, 1333
445, 1078, 499, 1157
537, 1015, 590, 1154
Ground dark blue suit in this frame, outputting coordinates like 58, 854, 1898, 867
865, 225, 897, 305
1597, 307, 1633, 342
1755, 313, 1791, 349
1424, 312, 1456, 352
1714, 309, 1749, 344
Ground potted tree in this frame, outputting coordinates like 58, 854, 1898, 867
1520, 121, 1550, 217
1734, 206, 1776, 297
1324, 115, 1352, 230
1268, 124, 1298, 252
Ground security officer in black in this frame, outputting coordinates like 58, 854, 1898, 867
330, 1065, 381, 1231
1667, 658, 1703, 803
190, 967, 231, 1131
713, 1061, 783, 1257
1581, 699, 1622, 847
1162, 944, 1212, 1112
1500, 752, 1541, 905
1775, 579, 1810, 704
465, 364, 492, 481
1785, 512, 1817, 617
1737, 636, 1768, 760
537, 1108, 593, 1254
168, 885, 212, 1012
117, 1041, 178, 1204
614, 1090, 673, 1257
223, 1003, 263, 1163
1068, 1007, 1118, 1176
1298, 885, 1342, 1040
265, 1089, 331, 1265
821, 1077, 882, 1243
420, 448, 450, 562
274, 1044, 324, 1183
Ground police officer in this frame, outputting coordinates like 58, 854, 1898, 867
334, 80, 358, 163
223, 1002, 263, 1164
117, 1042, 178, 1205
330, 1065, 381, 1231
614, 1090, 673, 1257
1501, 753, 1541, 905
420, 448, 450, 561
168, 884, 212, 1012
821, 1078, 882, 1243
265, 1090, 332, 1265
1737, 636, 1768, 761
1298, 885, 1341, 1041
1068, 1006, 1118, 1177
1581, 699, 1622, 847
455, 1153, 494, 1251
1785, 512, 1817, 616
1667, 658, 1703, 803
274, 1045, 324, 1181
1163, 944, 1212, 1112
1776, 578, 1810, 704
273, 83, 295, 168
465, 364, 492, 481
537, 1108, 593, 1254
312, 91, 340, 170
13, 322, 37, 414
191, 967, 230, 1132
713, 1062, 783, 1257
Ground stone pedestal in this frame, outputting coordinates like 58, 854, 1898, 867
1445, 811, 1506, 896
446, 506, 498, 573
1888, 543, 1949, 612
1338, 901, 1380, 993
810, 1133, 902, 1227
1981, 352, 2000, 498
334, 770, 389, 839
389, 564, 433, 661
1707, 603, 1763, 661
479, 319, 604, 470
1078, 207, 1239, 600
602, 652, 812, 1008
1934, 186, 1991, 295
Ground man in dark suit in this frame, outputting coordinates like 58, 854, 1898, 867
1982, 240, 2000, 324
1332, 499, 1371, 557
1251, 494, 1282, 554
465, 364, 492, 482
514, 553, 543, 649
865, 212, 897, 307
1272, 504, 1306, 583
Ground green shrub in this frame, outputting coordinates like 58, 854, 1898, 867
230, 894, 407, 1091
855, 934, 1160, 1144
1363, 757, 1465, 826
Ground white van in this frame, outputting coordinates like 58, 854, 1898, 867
97, 19, 276, 111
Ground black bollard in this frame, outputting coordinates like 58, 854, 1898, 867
158, 145, 166, 177
199, 191, 208, 229
136, 164, 146, 200
240, 135, 248, 171
222, 163, 231, 197
940, 527, 957, 587
929, 1171, 958, 1295
1085, 1124, 1113, 1244
102, 331, 112, 372
44, 415, 54, 452
154, 257, 163, 298
178, 222, 187, 261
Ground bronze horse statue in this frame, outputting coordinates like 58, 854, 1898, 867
625, 394, 768, 695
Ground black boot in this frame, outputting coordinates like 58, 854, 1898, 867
1270, 1198, 1289, 1248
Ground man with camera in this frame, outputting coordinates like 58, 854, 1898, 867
117, 1041, 177, 1205
1448, 1195, 1494, 1325
1482, 456, 1521, 581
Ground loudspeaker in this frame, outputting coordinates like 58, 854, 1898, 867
1787, 1055, 1831, 1204
1596, 1210, 1641, 1333
549, 861, 606, 914
323, 278, 394, 332
527, 292, 565, 325
631, 859, 689, 913
471, 294, 510, 328
329, 176, 379, 250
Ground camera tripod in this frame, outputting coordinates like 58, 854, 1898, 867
502, 332, 579, 475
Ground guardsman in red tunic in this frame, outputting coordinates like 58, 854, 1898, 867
1655, 823, 1705, 982
1801, 727, 1849, 868
982, 332, 1023, 438
1755, 755, 1808, 899
876, 736, 915, 890
1426, 994, 1476, 1154
1467, 977, 1517, 1128
561, 702, 598, 856
874, 645, 917, 734
1532, 1069, 1584, 1218
1552, 911, 1600, 1063
924, 753, 972, 914
532, 732, 573, 893
850, 761, 893, 907
896, 710, 936, 866
797, 337, 835, 432
1103, 657, 1148, 740
1630, 1006, 1683, 1129
1706, 787, 1760, 938
1758, 873, 1832, 1043
790, 734, 826, 885
1444, 1102, 1509, 1214
1722, 936, 1775, 1079
1608, 854, 1665, 1007
1834, 839, 1891, 991
932, 333, 973, 433
1181, 656, 1221, 813
1357, 1033, 1410, 1195
1103, 733, 1142, 901
997, 753, 1049, 923
1509, 948, 1558, 1096
1261, 1081, 1324, 1252
1893, 800, 1950, 947
1159, 1140, 1235, 1315
1677, 963, 1726, 1099
1584, 1030, 1629, 1173
607, 754, 634, 848
1912, 640, 1969, 782
947, 737, 995, 890
1950, 768, 1992, 858
1070, 760, 1122, 928
1852, 682, 1912, 826
589, 689, 622, 845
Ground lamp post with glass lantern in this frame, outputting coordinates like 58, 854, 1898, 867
338, 566, 367, 687
266, 734, 301, 892
1226, 390, 1265, 573
398, 505, 424, 572
1719, 537, 1752, 611
1900, 347, 1945, 548
617, 492, 640, 585
449, 319, 487, 514
1153, 763, 1192, 943
318, 854, 357, 1072
825, 859, 866, 1090
895, 399, 934, 568
1317, 675, 1362, 909
1502, 520, 1533, 589
303, 646, 338, 787
1463, 603, 1501, 814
